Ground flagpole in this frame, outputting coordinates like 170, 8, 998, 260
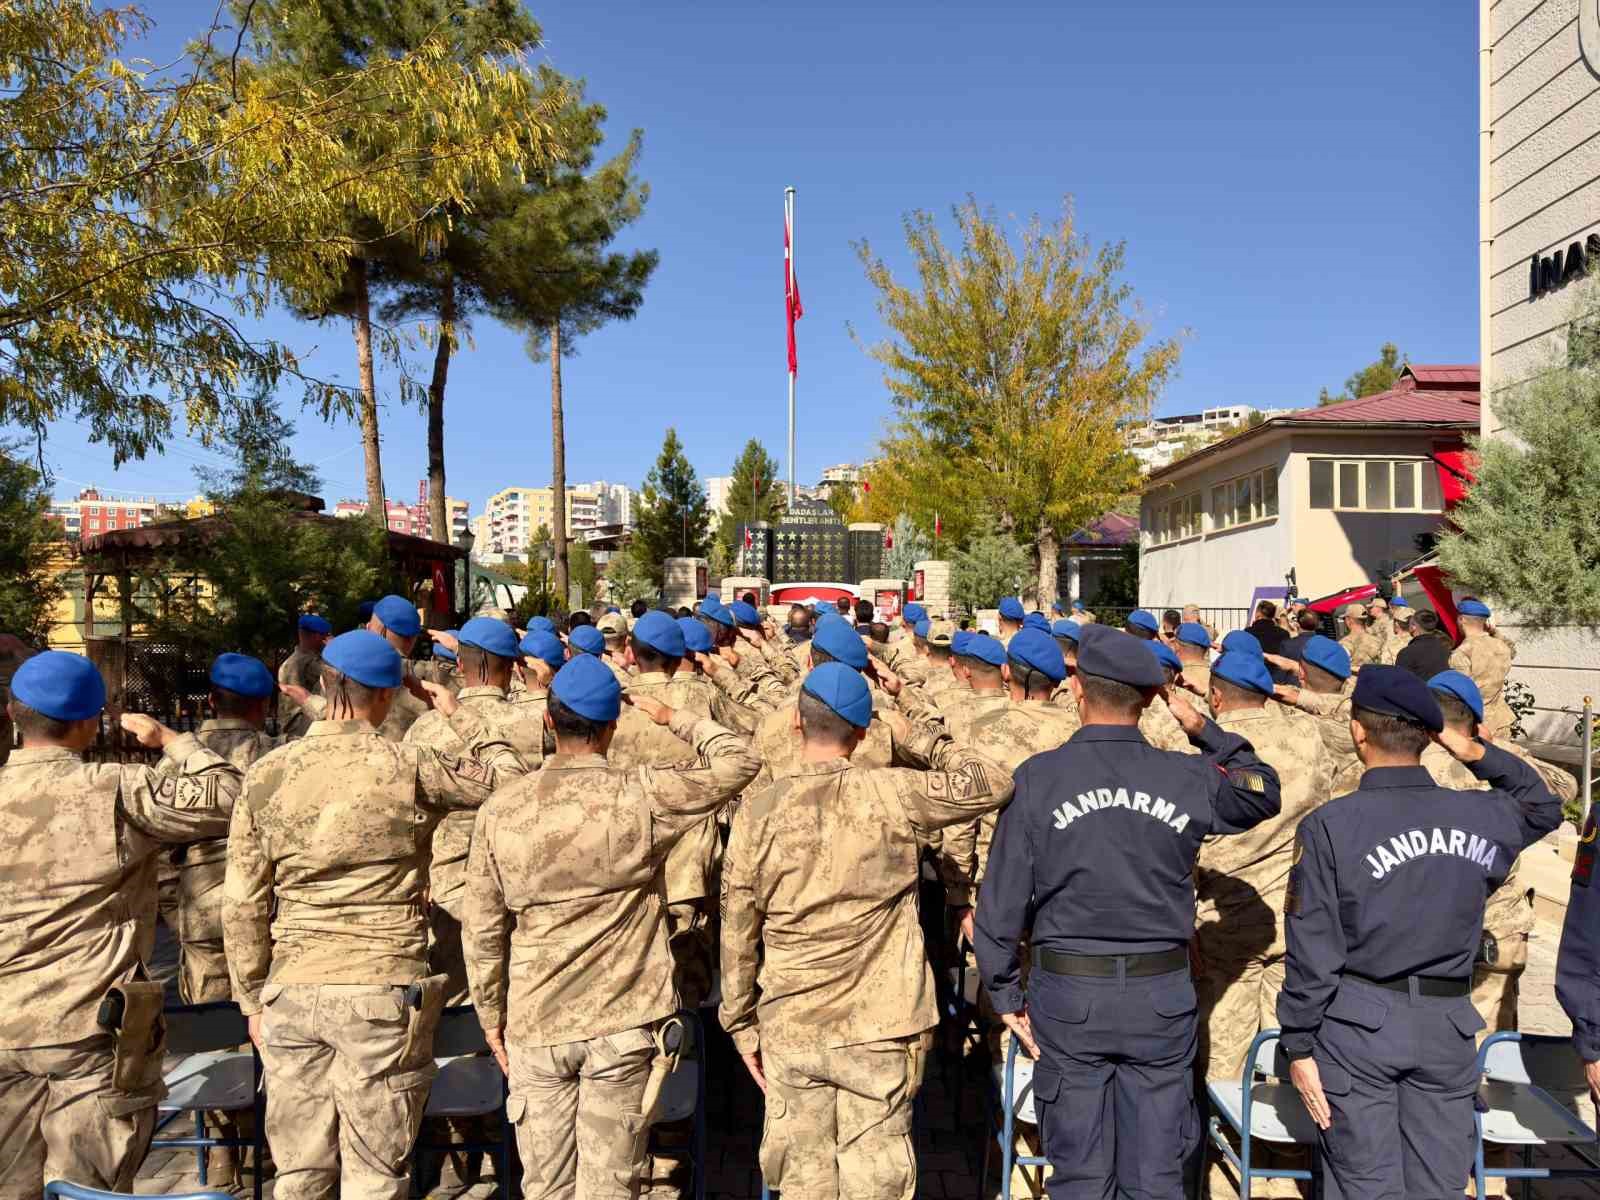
786, 185, 797, 507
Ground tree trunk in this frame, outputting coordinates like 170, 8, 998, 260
1036, 524, 1060, 609
426, 271, 455, 543
351, 259, 385, 519
550, 321, 570, 607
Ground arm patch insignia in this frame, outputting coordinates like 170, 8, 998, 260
163, 775, 219, 811
1228, 768, 1266, 794
950, 763, 992, 802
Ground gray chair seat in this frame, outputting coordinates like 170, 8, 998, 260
990, 1055, 1037, 1125
1206, 1079, 1322, 1145
1478, 1079, 1597, 1146
425, 1057, 503, 1119
160, 1051, 256, 1115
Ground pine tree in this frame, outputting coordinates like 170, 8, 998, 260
950, 523, 1032, 614
0, 444, 65, 646
195, 389, 322, 500
633, 429, 710, 584
716, 439, 786, 555
602, 546, 657, 609
882, 513, 930, 582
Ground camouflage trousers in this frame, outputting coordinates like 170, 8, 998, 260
506, 1025, 656, 1200
0, 1037, 159, 1200
761, 1033, 931, 1200
258, 983, 438, 1200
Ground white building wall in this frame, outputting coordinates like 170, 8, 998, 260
1485, 0, 1600, 757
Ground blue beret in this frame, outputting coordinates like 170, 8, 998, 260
1072, 600, 1086, 612
372, 595, 421, 639
1149, 641, 1182, 674
633, 611, 686, 658
1008, 628, 1066, 683
357, 600, 376, 624
1023, 612, 1051, 633
998, 597, 1025, 621
1051, 602, 1065, 615
811, 600, 832, 614
959, 633, 1006, 668
677, 616, 714, 654
951, 630, 974, 656
699, 596, 736, 628
459, 616, 519, 659
1212, 650, 1274, 696
1221, 630, 1263, 658
802, 662, 873, 729
12, 651, 106, 720
1429, 670, 1484, 722
1390, 596, 1410, 609
1458, 599, 1491, 618
914, 617, 932, 639
210, 653, 274, 699
1126, 609, 1159, 633
434, 645, 458, 664
518, 629, 566, 667
1302, 635, 1350, 680
1075, 624, 1163, 688
550, 655, 621, 722
298, 613, 332, 636
1176, 622, 1212, 649
812, 615, 869, 670
730, 600, 762, 629
569, 625, 605, 656
1052, 619, 1082, 643
528, 616, 557, 635
1353, 665, 1444, 733
323, 630, 403, 688
903, 603, 927, 624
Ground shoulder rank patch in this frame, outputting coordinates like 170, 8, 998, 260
1229, 768, 1267, 794
949, 762, 993, 802
163, 775, 219, 811
447, 755, 494, 785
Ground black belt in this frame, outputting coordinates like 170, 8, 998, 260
1037, 947, 1188, 978
1346, 971, 1471, 997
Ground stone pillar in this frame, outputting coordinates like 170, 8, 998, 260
858, 578, 907, 620
662, 557, 709, 611
914, 559, 952, 617
720, 576, 771, 605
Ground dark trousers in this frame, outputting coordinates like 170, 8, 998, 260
1030, 963, 1199, 1199
1312, 977, 1484, 1199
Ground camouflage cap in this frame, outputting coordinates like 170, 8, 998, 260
926, 619, 955, 648
597, 612, 629, 640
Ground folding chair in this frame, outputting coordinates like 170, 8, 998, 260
1204, 1030, 1323, 1199
980, 1036, 1048, 1200
45, 1183, 233, 1200
152, 1000, 266, 1200
1474, 1030, 1600, 1200
413, 1005, 514, 1200
647, 1010, 708, 1200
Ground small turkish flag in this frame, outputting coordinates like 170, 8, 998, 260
785, 223, 803, 373
934, 512, 942, 537
861, 480, 871, 494
883, 527, 893, 550
744, 526, 753, 550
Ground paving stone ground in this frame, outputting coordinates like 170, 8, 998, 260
135, 917, 1600, 1199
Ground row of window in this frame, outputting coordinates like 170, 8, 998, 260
1147, 458, 1443, 546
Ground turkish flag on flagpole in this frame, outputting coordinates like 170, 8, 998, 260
786, 220, 803, 373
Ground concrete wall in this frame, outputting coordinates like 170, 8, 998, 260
1485, 0, 1600, 755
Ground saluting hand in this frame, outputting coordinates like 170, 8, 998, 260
120, 712, 175, 750
430, 629, 461, 653
719, 644, 742, 669
878, 708, 911, 745
1162, 687, 1206, 737
626, 694, 675, 727
1289, 1057, 1332, 1130
1432, 725, 1486, 764
280, 683, 312, 709
419, 680, 458, 718
872, 662, 904, 697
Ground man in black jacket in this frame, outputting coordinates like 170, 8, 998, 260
1395, 611, 1453, 681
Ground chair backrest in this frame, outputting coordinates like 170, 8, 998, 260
47, 1183, 236, 1200
162, 1002, 250, 1056
1482, 1032, 1589, 1093
1254, 1032, 1285, 1081
432, 1005, 489, 1058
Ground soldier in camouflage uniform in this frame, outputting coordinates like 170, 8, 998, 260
407, 618, 540, 1005
1450, 600, 1517, 740
277, 613, 331, 739
936, 632, 1010, 744
0, 652, 239, 1199
1274, 636, 1364, 798
414, 642, 461, 695
1377, 597, 1414, 665
365, 594, 432, 741
729, 602, 802, 686
721, 663, 1014, 1200
511, 627, 565, 761
463, 656, 759, 1200
919, 620, 959, 701
1174, 621, 1213, 699
1194, 653, 1334, 1197
1139, 640, 1205, 754
1337, 603, 1383, 673
223, 630, 522, 1200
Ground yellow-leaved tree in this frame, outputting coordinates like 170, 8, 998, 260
854, 198, 1182, 602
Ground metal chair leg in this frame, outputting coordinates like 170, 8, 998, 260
194, 1110, 208, 1186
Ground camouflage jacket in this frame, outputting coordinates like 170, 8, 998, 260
407, 687, 539, 919
276, 648, 323, 738
943, 699, 1082, 906
0, 735, 239, 1047
463, 712, 759, 1047
222, 715, 519, 1014
1339, 630, 1384, 672
1196, 706, 1334, 950
1450, 634, 1516, 712
720, 725, 1014, 1054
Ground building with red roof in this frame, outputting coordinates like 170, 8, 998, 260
1138, 365, 1480, 609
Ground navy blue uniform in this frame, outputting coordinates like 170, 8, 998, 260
974, 720, 1281, 1199
1556, 807, 1600, 1062
1279, 745, 1561, 1199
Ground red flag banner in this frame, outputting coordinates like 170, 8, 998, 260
934, 512, 942, 538
883, 526, 893, 550
744, 526, 753, 550
786, 220, 803, 373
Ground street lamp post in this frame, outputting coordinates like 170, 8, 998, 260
456, 527, 476, 623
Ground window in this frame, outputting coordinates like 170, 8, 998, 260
1210, 466, 1281, 532
1148, 490, 1202, 546
1308, 458, 1444, 513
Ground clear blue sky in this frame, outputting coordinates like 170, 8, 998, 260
31, 0, 1478, 514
